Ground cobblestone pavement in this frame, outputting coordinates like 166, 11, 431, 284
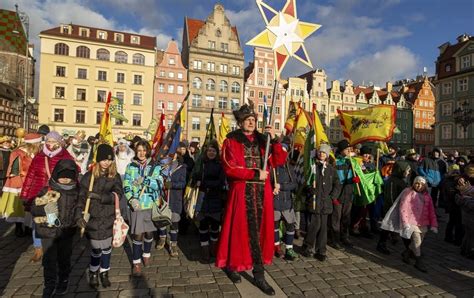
1, 211, 473, 297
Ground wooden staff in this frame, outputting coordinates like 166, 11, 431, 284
376, 148, 380, 172
349, 156, 362, 196
262, 78, 278, 172
80, 168, 94, 237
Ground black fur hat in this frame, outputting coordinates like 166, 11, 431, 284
233, 100, 257, 123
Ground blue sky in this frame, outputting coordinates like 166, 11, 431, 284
3, 0, 473, 85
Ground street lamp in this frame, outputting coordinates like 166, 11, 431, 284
453, 101, 473, 151
14, 4, 30, 131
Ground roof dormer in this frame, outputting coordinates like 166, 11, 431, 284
60, 24, 72, 35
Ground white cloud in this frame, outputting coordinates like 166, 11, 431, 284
345, 45, 419, 85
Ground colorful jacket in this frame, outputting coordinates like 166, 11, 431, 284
418, 157, 441, 187
399, 188, 438, 229
123, 158, 163, 210
335, 156, 354, 184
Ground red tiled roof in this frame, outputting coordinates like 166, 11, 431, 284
437, 38, 473, 62
185, 18, 205, 44
40, 24, 156, 50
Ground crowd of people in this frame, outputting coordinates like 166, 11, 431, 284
0, 103, 473, 297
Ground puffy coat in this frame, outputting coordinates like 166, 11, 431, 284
31, 159, 79, 239
196, 158, 225, 215
274, 163, 297, 212
383, 161, 410, 215
418, 157, 441, 187
307, 161, 341, 214
76, 170, 123, 240
21, 148, 75, 205
455, 186, 474, 227
123, 159, 163, 210
167, 160, 187, 214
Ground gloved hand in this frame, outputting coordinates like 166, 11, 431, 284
76, 218, 87, 229
352, 176, 361, 184
332, 199, 341, 206
88, 192, 101, 200
431, 227, 438, 234
129, 199, 141, 211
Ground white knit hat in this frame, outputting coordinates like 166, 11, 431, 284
413, 176, 427, 185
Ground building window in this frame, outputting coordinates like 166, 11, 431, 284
96, 49, 110, 61
177, 72, 183, 79
249, 90, 255, 97
445, 64, 451, 72
192, 94, 202, 107
258, 105, 263, 113
208, 41, 216, 49
76, 88, 86, 101
168, 102, 174, 111
115, 118, 123, 126
167, 120, 172, 129
221, 43, 228, 52
231, 82, 240, 93
94, 111, 103, 124
258, 91, 263, 99
206, 79, 215, 91
168, 72, 175, 78
159, 70, 165, 77
132, 114, 141, 126
275, 121, 280, 130
218, 97, 227, 109
192, 117, 200, 130
442, 82, 452, 94
220, 64, 228, 73
114, 33, 124, 42
216, 29, 221, 37
98, 31, 106, 39
80, 28, 88, 37
117, 72, 125, 83
55, 87, 65, 99
231, 99, 240, 110
193, 60, 202, 70
131, 36, 140, 44
54, 43, 69, 55
75, 110, 85, 123
275, 107, 280, 114
132, 54, 145, 65
116, 92, 124, 102
76, 46, 90, 58
168, 85, 174, 93
207, 62, 215, 72
220, 80, 228, 92
54, 109, 64, 122
158, 83, 164, 93
441, 102, 452, 116
133, 93, 142, 105
78, 68, 87, 79
267, 81, 273, 87
232, 66, 240, 75
98, 70, 107, 81
457, 124, 466, 139
177, 85, 184, 95
114, 51, 128, 63
169, 57, 175, 65
133, 74, 143, 85
457, 78, 468, 92
441, 125, 452, 140
461, 55, 471, 69
258, 79, 263, 86
258, 67, 264, 74
193, 77, 202, 89
56, 66, 66, 77
97, 90, 106, 102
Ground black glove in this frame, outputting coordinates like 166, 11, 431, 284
76, 218, 87, 229
89, 192, 101, 200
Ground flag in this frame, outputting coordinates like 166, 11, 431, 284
263, 95, 269, 128
203, 108, 217, 148
338, 104, 396, 145
157, 92, 189, 159
293, 107, 311, 150
218, 113, 230, 147
312, 103, 329, 149
303, 129, 316, 186
284, 101, 298, 135
98, 92, 113, 145
109, 96, 128, 122
151, 112, 166, 160
350, 158, 383, 206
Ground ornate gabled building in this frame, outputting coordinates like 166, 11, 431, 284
181, 4, 244, 142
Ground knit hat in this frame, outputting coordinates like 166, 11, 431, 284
360, 146, 372, 155
447, 164, 461, 176
178, 142, 187, 148
337, 139, 350, 152
318, 144, 331, 156
57, 169, 76, 180
45, 131, 63, 143
24, 133, 42, 144
96, 144, 114, 162
413, 176, 427, 185
37, 125, 50, 136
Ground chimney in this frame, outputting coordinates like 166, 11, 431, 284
386, 81, 393, 92
456, 34, 470, 43
438, 42, 450, 55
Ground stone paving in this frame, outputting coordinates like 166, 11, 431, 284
0, 210, 473, 297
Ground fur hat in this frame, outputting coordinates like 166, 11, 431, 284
24, 133, 42, 144
45, 131, 63, 143
233, 100, 257, 123
37, 125, 50, 136
337, 139, 350, 152
318, 144, 331, 156
96, 144, 114, 162
360, 146, 372, 155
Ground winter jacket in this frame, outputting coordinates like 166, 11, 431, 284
20, 148, 75, 205
418, 157, 441, 187
273, 163, 298, 212
307, 160, 341, 214
31, 159, 79, 239
193, 158, 225, 215
399, 188, 438, 230
440, 174, 461, 213
1, 147, 33, 192
383, 161, 410, 215
335, 156, 354, 185
167, 160, 187, 214
76, 171, 123, 240
405, 158, 419, 184
455, 186, 474, 227
123, 158, 163, 210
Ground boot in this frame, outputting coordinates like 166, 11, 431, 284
169, 243, 179, 257
254, 278, 275, 296
155, 237, 166, 250
225, 269, 241, 283
284, 248, 298, 261
200, 245, 210, 263
99, 271, 111, 287
314, 253, 327, 262
55, 278, 69, 295
401, 249, 411, 264
88, 270, 99, 288
42, 286, 55, 298
132, 264, 142, 277
294, 229, 302, 240
414, 256, 428, 273
274, 244, 284, 258
377, 242, 390, 255
15, 223, 25, 237
209, 240, 218, 257
30, 247, 43, 263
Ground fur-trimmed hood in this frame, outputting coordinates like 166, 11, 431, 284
226, 129, 267, 148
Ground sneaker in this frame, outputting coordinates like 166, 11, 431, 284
284, 248, 298, 261
99, 271, 111, 288
88, 270, 99, 288
55, 279, 69, 295
30, 247, 43, 263
274, 245, 284, 258
254, 278, 275, 296
155, 237, 166, 250
314, 253, 327, 262
169, 243, 179, 257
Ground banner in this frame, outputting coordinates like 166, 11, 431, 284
99, 92, 113, 145
218, 113, 231, 148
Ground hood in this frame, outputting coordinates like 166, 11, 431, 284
391, 161, 411, 179
50, 159, 78, 182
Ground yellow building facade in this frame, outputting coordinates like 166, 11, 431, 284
38, 24, 156, 139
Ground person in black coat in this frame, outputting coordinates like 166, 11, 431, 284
302, 144, 341, 261
31, 159, 79, 297
75, 144, 123, 289
193, 141, 226, 262
441, 165, 464, 245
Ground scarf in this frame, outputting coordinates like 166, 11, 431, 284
43, 146, 62, 158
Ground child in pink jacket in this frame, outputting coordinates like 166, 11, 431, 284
399, 176, 438, 272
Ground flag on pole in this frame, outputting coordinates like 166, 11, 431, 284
263, 95, 269, 128
218, 112, 230, 147
99, 92, 114, 145
203, 108, 217, 149
109, 96, 128, 123
284, 101, 298, 135
338, 104, 396, 145
350, 158, 383, 206
151, 112, 166, 160
312, 103, 329, 149
293, 107, 311, 150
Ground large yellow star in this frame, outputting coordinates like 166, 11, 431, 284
247, 0, 321, 78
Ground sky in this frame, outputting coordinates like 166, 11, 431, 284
2, 0, 473, 87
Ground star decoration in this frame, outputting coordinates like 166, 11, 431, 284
247, 0, 321, 78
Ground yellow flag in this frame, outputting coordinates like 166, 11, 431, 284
98, 92, 114, 145
338, 104, 396, 145
312, 104, 329, 149
293, 108, 310, 149
218, 113, 230, 147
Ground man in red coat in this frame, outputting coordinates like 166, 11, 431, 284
216, 101, 287, 295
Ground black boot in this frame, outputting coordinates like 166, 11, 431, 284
55, 279, 69, 295
15, 223, 25, 237
100, 271, 111, 287
414, 256, 428, 273
254, 278, 275, 296
377, 242, 390, 255
401, 249, 411, 264
88, 270, 99, 288
225, 269, 241, 283
42, 286, 55, 298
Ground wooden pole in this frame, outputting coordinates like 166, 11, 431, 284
376, 148, 380, 172
80, 171, 94, 237
262, 78, 279, 172
349, 156, 362, 196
